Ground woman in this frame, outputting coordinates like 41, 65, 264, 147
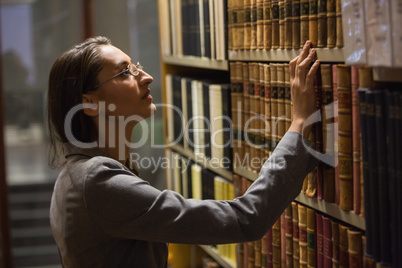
48, 36, 320, 267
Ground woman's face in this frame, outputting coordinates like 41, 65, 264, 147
87, 44, 156, 122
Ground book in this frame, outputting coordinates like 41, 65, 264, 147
270, 64, 279, 151
257, 0, 265, 49
351, 66, 361, 215
284, 0, 293, 49
335, 0, 343, 47
263, 64, 272, 156
326, 0, 336, 48
292, 0, 301, 48
291, 202, 300, 267
284, 63, 292, 131
172, 75, 184, 147
271, 0, 280, 49
202, 81, 212, 159
191, 163, 202, 199
316, 212, 324, 268
340, 0, 367, 64
331, 220, 340, 267
306, 207, 316, 267
244, 0, 252, 50
267, 228, 274, 267
272, 217, 281, 267
285, 205, 293, 267
251, 0, 258, 50
235, 0, 245, 50
332, 65, 339, 205
277, 64, 286, 140
347, 229, 363, 267
314, 65, 324, 200
309, 0, 318, 47
298, 204, 307, 267
263, 0, 273, 49
281, 211, 286, 267
279, 0, 286, 49
243, 63, 251, 170
364, 0, 392, 66
171, 0, 183, 56
391, 0, 402, 66
337, 65, 353, 211
321, 64, 335, 203
300, 0, 310, 47
339, 224, 349, 267
322, 216, 333, 267
317, 0, 327, 48
160, 0, 172, 56
228, 0, 234, 51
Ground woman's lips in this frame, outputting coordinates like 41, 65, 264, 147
142, 89, 152, 100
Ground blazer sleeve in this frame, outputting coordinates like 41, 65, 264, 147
83, 131, 319, 244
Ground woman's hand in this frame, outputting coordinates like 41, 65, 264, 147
288, 40, 320, 138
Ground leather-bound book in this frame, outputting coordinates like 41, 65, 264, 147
263, 0, 273, 49
337, 64, 353, 211
321, 64, 335, 203
298, 204, 308, 268
270, 64, 279, 151
272, 218, 282, 267
244, 0, 252, 50
338, 224, 349, 268
284, 63, 292, 131
279, 0, 285, 49
285, 205, 293, 267
331, 220, 340, 267
264, 64, 272, 155
276, 64, 286, 141
292, 0, 301, 48
315, 64, 324, 200
317, 0, 327, 47
300, 0, 310, 47
236, 0, 246, 50
242, 62, 251, 169
257, 0, 265, 49
251, 0, 258, 50
326, 0, 336, 48
316, 212, 324, 268
285, 0, 293, 49
309, 0, 318, 47
271, 0, 280, 49
322, 216, 333, 267
335, 0, 343, 47
347, 229, 362, 268
306, 208, 316, 267
292, 202, 300, 268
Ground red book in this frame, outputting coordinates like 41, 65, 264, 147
316, 212, 324, 268
315, 64, 324, 200
267, 228, 273, 268
322, 215, 333, 267
351, 66, 361, 215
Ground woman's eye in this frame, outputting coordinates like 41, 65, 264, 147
121, 68, 131, 76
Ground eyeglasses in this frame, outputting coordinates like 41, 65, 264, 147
92, 62, 143, 90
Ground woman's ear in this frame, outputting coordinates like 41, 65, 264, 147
82, 94, 99, 117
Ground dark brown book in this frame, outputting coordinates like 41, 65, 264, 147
284, 63, 292, 131
307, 208, 316, 267
309, 0, 318, 47
317, 0, 327, 47
272, 0, 280, 49
228, 0, 235, 50
242, 62, 251, 170
300, 0, 310, 47
315, 64, 324, 200
332, 65, 339, 205
277, 64, 286, 141
270, 63, 279, 150
292, 0, 301, 49
331, 221, 340, 267
279, 0, 286, 49
339, 224, 349, 268
335, 0, 343, 47
234, 62, 245, 169
272, 218, 282, 267
248, 63, 258, 171
255, 239, 262, 268
251, 0, 258, 50
284, 0, 293, 49
292, 202, 300, 268
337, 64, 353, 211
321, 64, 335, 203
261, 232, 268, 268
347, 229, 362, 268
257, 0, 265, 49
285, 205, 293, 267
244, 0, 252, 50
236, 0, 246, 50
263, 0, 273, 49
326, 0, 336, 48
264, 64, 272, 156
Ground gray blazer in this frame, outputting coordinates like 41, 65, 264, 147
50, 131, 318, 267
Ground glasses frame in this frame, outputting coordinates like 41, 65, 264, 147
92, 62, 143, 90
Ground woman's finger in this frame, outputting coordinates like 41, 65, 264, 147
296, 40, 312, 65
305, 60, 321, 89
289, 56, 298, 83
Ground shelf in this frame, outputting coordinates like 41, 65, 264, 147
163, 55, 229, 71
234, 167, 366, 231
199, 245, 236, 268
373, 67, 402, 83
170, 144, 233, 181
228, 48, 345, 63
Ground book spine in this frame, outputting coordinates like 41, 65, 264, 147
228, 0, 235, 51
263, 0, 273, 49
300, 0, 310, 47
309, 0, 318, 47
315, 65, 324, 200
284, 0, 293, 49
257, 0, 265, 49
255, 239, 262, 268
272, 0, 280, 48
306, 208, 316, 268
272, 218, 282, 267
292, 202, 300, 267
243, 63, 251, 170
251, 0, 258, 50
322, 216, 333, 267
284, 63, 292, 131
332, 65, 339, 205
279, 0, 286, 49
316, 212, 324, 268
347, 229, 362, 268
351, 66, 361, 215
338, 224, 349, 267
321, 64, 335, 203
277, 64, 286, 141
292, 0, 301, 48
298, 204, 308, 268
244, 0, 252, 50
331, 221, 340, 267
281, 212, 287, 267
335, 0, 343, 47
236, 0, 245, 50
317, 0, 327, 47
326, 0, 336, 48
285, 205, 293, 267
337, 65, 353, 211
221, 85, 233, 170
267, 228, 274, 268
264, 64, 272, 156
270, 63, 279, 151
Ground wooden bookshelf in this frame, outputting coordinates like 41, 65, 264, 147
163, 55, 229, 71
234, 167, 366, 231
373, 67, 402, 82
228, 48, 345, 62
